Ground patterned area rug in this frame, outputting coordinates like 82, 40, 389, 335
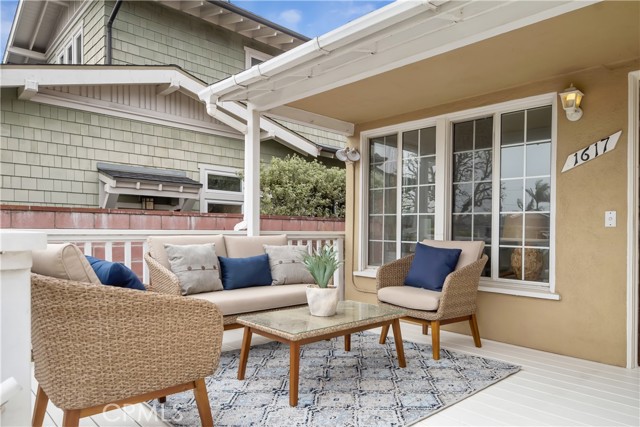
151, 332, 520, 426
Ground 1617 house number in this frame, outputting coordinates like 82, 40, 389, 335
561, 130, 622, 173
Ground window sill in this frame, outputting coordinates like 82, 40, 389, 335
353, 269, 378, 279
479, 280, 561, 300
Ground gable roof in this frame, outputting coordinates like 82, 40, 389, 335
0, 64, 326, 157
3, 0, 309, 64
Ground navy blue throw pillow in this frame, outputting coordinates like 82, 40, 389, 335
85, 256, 146, 291
218, 254, 273, 290
404, 243, 462, 291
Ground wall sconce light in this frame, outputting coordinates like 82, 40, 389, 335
336, 147, 361, 163
559, 84, 584, 121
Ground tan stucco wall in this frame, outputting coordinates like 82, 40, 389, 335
343, 65, 636, 366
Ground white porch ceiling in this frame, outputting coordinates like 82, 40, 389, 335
199, 0, 602, 118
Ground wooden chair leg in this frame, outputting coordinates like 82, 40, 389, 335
469, 313, 482, 348
32, 386, 49, 427
379, 324, 390, 344
158, 396, 167, 403
62, 409, 81, 427
422, 322, 429, 335
193, 378, 214, 427
431, 321, 440, 360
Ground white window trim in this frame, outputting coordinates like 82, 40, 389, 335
357, 93, 560, 300
57, 27, 83, 65
244, 46, 272, 69
198, 164, 244, 214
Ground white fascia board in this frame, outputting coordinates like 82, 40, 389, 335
0, 67, 206, 95
265, 105, 354, 136
2, 0, 25, 63
220, 101, 321, 157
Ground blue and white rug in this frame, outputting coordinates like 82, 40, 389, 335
151, 332, 520, 426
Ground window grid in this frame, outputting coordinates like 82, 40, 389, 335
498, 106, 552, 284
451, 117, 493, 277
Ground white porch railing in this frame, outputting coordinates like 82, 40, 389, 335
38, 229, 346, 299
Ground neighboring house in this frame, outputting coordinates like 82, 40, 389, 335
0, 0, 349, 213
199, 0, 640, 368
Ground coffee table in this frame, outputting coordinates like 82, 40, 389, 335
236, 300, 407, 406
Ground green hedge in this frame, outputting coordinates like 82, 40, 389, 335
260, 155, 345, 218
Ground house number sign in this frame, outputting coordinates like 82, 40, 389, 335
561, 130, 622, 173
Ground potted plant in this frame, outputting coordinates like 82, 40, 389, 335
302, 244, 342, 316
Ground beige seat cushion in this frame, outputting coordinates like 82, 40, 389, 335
224, 235, 287, 258
31, 243, 101, 284
421, 240, 485, 270
147, 235, 226, 269
378, 286, 441, 311
188, 283, 309, 315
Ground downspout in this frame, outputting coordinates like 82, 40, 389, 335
106, 0, 123, 65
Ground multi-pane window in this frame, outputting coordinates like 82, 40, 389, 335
401, 127, 436, 256
452, 117, 493, 276
368, 134, 398, 266
498, 106, 552, 283
58, 30, 82, 64
199, 166, 243, 214
364, 98, 554, 289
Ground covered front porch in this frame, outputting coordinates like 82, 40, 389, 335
31, 322, 640, 426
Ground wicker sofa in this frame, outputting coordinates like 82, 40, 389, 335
144, 234, 311, 329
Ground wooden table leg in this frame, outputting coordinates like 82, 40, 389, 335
391, 319, 406, 368
238, 326, 253, 380
379, 324, 390, 344
289, 341, 300, 406
344, 334, 351, 352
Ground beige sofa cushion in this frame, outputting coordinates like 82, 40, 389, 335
188, 283, 308, 316
378, 286, 441, 311
421, 240, 485, 270
32, 243, 101, 284
147, 235, 226, 269
224, 234, 287, 258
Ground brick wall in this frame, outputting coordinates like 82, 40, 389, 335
0, 205, 345, 232
2, 205, 345, 280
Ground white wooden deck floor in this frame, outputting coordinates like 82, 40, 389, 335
32, 323, 640, 426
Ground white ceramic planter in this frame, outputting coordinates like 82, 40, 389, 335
306, 285, 339, 316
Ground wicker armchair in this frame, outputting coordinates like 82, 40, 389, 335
31, 273, 223, 427
377, 240, 488, 360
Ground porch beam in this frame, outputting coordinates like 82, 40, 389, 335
220, 101, 321, 157
6, 47, 46, 62
244, 106, 261, 236
265, 105, 355, 136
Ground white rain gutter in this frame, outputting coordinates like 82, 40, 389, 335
198, 0, 441, 105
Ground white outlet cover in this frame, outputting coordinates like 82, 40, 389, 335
605, 211, 616, 227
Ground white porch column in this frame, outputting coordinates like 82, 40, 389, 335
0, 231, 46, 427
244, 105, 261, 236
